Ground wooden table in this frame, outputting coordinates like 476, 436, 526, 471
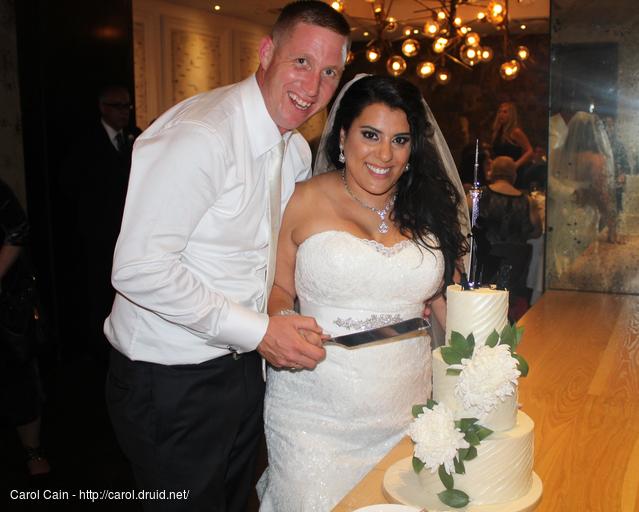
333, 291, 639, 511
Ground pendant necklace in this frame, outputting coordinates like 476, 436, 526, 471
340, 170, 396, 234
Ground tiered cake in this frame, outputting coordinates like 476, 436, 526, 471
405, 284, 541, 510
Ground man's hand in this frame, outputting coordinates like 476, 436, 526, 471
257, 315, 326, 370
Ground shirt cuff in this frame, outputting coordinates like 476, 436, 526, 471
214, 302, 269, 354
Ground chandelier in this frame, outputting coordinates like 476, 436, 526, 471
331, 0, 532, 84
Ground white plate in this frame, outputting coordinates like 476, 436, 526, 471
354, 506, 421, 512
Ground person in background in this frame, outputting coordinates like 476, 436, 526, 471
61, 84, 140, 364
603, 115, 630, 215
104, 2, 350, 511
0, 178, 50, 477
491, 102, 533, 174
472, 156, 542, 321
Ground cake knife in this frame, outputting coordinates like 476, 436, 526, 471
324, 317, 430, 349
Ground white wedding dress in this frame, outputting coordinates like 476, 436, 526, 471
257, 230, 444, 511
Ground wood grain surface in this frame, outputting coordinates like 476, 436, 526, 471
332, 291, 639, 512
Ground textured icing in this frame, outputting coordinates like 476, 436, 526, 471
258, 230, 442, 511
432, 347, 518, 431
418, 411, 534, 505
445, 284, 509, 346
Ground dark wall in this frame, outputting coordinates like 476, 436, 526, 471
15, 0, 135, 353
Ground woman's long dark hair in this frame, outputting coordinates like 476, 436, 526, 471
325, 75, 468, 286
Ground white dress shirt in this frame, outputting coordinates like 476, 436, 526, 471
104, 75, 311, 364
101, 119, 122, 151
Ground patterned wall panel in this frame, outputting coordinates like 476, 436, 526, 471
234, 30, 263, 82
133, 21, 149, 128
171, 29, 222, 104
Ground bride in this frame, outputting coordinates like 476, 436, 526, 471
257, 75, 470, 511
547, 111, 617, 283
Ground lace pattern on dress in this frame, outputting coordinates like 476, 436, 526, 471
333, 313, 403, 331
361, 238, 412, 256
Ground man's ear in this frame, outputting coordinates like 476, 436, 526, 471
258, 36, 276, 70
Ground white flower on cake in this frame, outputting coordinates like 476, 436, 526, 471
455, 343, 520, 418
409, 403, 469, 475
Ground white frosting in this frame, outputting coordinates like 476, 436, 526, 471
432, 347, 518, 432
418, 411, 535, 505
445, 284, 509, 346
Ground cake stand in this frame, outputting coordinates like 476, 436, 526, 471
383, 457, 543, 512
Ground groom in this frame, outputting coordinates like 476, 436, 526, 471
104, 2, 350, 511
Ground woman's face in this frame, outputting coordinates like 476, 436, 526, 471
496, 103, 511, 125
340, 102, 411, 201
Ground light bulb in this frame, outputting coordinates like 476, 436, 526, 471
517, 46, 530, 61
465, 32, 480, 47
366, 46, 381, 63
386, 55, 407, 76
437, 11, 447, 21
479, 47, 494, 62
500, 60, 520, 80
401, 38, 420, 58
404, 26, 413, 37
436, 69, 451, 84
433, 37, 448, 53
416, 61, 436, 78
385, 17, 398, 32
453, 17, 462, 27
330, 1, 343, 13
460, 45, 478, 66
487, 1, 506, 24
477, 11, 486, 20
424, 19, 440, 37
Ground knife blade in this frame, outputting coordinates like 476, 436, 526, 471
325, 317, 430, 349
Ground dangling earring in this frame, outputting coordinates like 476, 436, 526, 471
404, 162, 410, 172
338, 145, 345, 164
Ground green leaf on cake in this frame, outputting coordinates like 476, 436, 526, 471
437, 489, 470, 508
426, 398, 437, 410
446, 368, 462, 376
453, 455, 465, 475
411, 404, 427, 418
459, 445, 477, 461
464, 429, 480, 446
457, 418, 478, 432
486, 329, 500, 348
438, 464, 454, 490
449, 332, 469, 356
475, 425, 494, 441
514, 325, 525, 348
465, 333, 475, 354
441, 346, 463, 365
513, 352, 529, 377
500, 324, 516, 350
412, 456, 425, 474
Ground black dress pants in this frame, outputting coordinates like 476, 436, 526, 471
106, 348, 265, 512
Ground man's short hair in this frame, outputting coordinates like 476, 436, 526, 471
272, 1, 350, 44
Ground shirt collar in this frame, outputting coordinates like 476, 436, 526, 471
240, 75, 293, 159
101, 118, 121, 141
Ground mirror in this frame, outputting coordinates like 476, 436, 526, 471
546, 0, 639, 294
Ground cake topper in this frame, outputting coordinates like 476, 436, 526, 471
463, 139, 483, 290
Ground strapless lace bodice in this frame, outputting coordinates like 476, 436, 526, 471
258, 230, 444, 512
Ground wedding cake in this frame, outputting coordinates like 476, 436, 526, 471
408, 284, 540, 509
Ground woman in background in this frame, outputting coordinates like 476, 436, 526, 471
547, 111, 617, 281
491, 102, 533, 175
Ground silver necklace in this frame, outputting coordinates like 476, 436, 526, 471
340, 171, 396, 234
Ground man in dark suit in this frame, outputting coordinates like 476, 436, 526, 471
61, 85, 140, 362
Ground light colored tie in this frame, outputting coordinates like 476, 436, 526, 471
263, 138, 286, 312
